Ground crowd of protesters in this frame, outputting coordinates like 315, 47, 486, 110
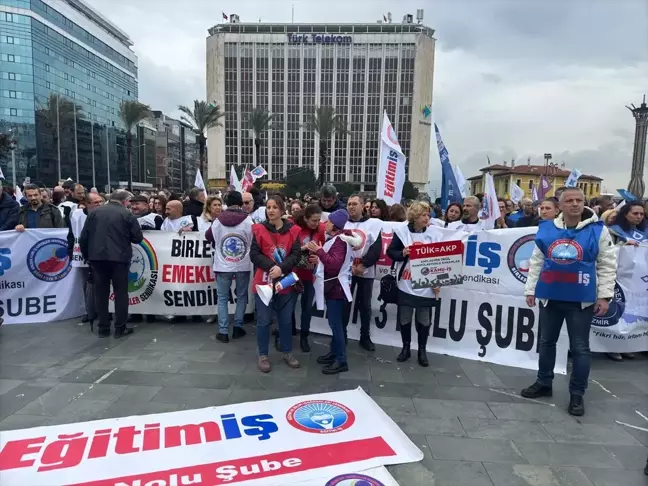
1, 180, 647, 424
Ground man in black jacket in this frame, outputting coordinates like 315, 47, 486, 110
515, 198, 539, 228
183, 187, 205, 218
79, 190, 143, 338
0, 184, 19, 231
16, 184, 65, 230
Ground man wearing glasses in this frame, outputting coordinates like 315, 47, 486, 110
242, 192, 255, 214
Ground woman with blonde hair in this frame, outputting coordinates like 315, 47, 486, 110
387, 201, 442, 367
199, 196, 223, 231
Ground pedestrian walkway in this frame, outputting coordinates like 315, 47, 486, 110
0, 319, 646, 486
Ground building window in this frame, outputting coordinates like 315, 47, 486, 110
45, 47, 50, 55
516, 179, 521, 187
6, 13, 14, 22
46, 81, 51, 88
8, 72, 15, 80
10, 108, 17, 116
70, 75, 75, 83
529, 180, 534, 189
8, 54, 15, 62
65, 88, 69, 95
6, 36, 14, 44
9, 91, 16, 98
45, 64, 50, 72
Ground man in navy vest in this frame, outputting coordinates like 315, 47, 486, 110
521, 187, 616, 416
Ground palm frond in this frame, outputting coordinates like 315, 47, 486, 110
178, 100, 225, 135
248, 107, 274, 138
304, 105, 348, 140
119, 100, 152, 133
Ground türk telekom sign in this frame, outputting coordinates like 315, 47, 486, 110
287, 34, 352, 44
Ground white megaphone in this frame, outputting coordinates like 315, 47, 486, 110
255, 272, 300, 306
256, 283, 274, 306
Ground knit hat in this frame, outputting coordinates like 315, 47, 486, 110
328, 209, 349, 229
226, 191, 243, 207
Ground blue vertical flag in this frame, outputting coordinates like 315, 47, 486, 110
435, 124, 462, 209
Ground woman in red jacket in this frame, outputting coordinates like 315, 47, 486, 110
292, 204, 325, 352
250, 196, 302, 373
307, 209, 361, 375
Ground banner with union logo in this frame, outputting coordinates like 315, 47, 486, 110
0, 388, 422, 485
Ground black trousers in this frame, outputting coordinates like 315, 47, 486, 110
91, 261, 129, 333
343, 276, 373, 339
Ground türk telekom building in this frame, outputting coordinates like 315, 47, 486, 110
206, 16, 435, 191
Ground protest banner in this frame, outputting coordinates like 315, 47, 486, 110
107, 231, 254, 316
409, 240, 464, 288
0, 229, 85, 324
0, 388, 422, 486
2, 226, 646, 366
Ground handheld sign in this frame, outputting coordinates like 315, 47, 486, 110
409, 240, 464, 289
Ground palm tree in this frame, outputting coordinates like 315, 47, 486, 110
304, 106, 349, 186
36, 93, 82, 181
248, 107, 274, 167
178, 100, 225, 178
118, 100, 151, 191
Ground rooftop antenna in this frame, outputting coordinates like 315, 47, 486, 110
416, 9, 424, 24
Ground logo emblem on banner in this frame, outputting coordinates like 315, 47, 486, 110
286, 400, 355, 434
592, 282, 626, 328
220, 234, 247, 263
547, 239, 583, 264
326, 473, 385, 485
127, 239, 158, 301
507, 234, 535, 283
26, 238, 71, 282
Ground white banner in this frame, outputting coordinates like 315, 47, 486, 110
108, 231, 254, 316
376, 111, 406, 205
0, 388, 422, 486
590, 245, 648, 353
0, 229, 85, 324
565, 168, 583, 187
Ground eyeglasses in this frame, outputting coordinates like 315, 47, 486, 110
243, 200, 253, 205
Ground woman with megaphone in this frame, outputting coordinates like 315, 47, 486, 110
250, 195, 303, 373
307, 209, 362, 375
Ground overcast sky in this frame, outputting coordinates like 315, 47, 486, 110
86, 0, 648, 192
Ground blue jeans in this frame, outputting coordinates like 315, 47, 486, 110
327, 299, 347, 364
299, 281, 315, 334
255, 292, 296, 356
537, 300, 594, 396
216, 272, 250, 335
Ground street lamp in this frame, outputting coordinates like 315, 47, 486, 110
9, 133, 17, 188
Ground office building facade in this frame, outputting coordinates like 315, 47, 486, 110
206, 19, 435, 191
0, 0, 138, 189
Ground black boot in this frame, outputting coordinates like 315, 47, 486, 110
567, 394, 585, 416
300, 331, 310, 352
397, 323, 412, 362
417, 323, 430, 367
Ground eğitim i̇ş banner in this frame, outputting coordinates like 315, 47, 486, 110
409, 241, 464, 289
0, 388, 422, 486
376, 111, 406, 205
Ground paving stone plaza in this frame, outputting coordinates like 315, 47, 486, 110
1, 319, 647, 485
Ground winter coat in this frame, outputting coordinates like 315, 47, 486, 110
315, 230, 362, 300
0, 191, 19, 231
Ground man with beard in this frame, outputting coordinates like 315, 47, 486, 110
460, 196, 481, 227
15, 184, 65, 230
68, 192, 103, 328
